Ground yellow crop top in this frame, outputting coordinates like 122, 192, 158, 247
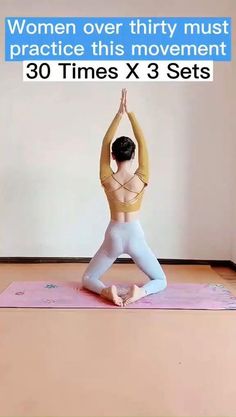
99, 112, 149, 215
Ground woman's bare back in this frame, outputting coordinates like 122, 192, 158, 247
103, 172, 145, 222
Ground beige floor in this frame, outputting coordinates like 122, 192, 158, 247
0, 263, 236, 417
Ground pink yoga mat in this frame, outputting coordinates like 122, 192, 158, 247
0, 281, 236, 309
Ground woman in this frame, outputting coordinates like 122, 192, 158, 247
82, 89, 167, 306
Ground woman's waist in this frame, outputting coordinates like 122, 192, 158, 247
110, 212, 140, 224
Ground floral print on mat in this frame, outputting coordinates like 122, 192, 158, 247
44, 284, 58, 289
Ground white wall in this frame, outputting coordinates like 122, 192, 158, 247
231, 66, 236, 264
232, 200, 236, 264
230, 2, 236, 264
0, 0, 235, 260
230, 140, 236, 265
231, 133, 236, 264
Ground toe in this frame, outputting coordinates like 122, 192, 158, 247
126, 297, 134, 306
123, 291, 132, 301
114, 295, 123, 307
118, 298, 124, 307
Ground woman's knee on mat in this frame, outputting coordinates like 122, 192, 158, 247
150, 270, 167, 287
82, 273, 95, 287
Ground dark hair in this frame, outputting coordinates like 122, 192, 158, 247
112, 136, 136, 162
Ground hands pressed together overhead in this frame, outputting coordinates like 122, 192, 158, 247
118, 88, 128, 115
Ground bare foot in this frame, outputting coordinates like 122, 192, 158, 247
123, 284, 146, 306
101, 285, 123, 307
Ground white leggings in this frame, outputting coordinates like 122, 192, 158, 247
82, 219, 167, 296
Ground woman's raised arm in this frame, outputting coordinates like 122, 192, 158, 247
99, 89, 126, 183
125, 92, 149, 184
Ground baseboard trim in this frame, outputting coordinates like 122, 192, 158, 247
0, 257, 235, 270
228, 260, 236, 272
